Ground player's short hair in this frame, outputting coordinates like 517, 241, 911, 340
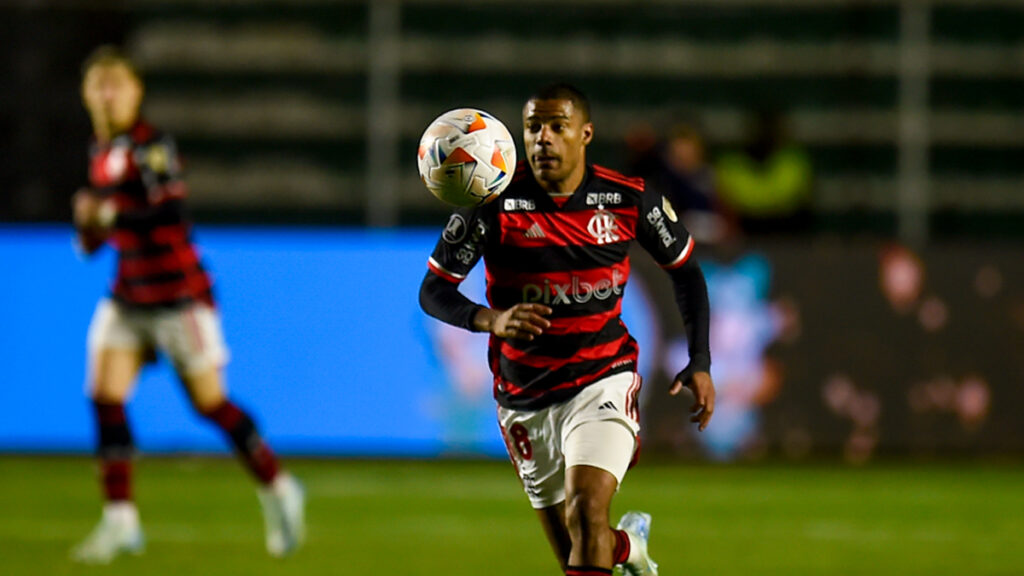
528, 82, 591, 123
81, 45, 141, 81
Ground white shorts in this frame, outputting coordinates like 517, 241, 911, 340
87, 298, 230, 379
497, 372, 642, 509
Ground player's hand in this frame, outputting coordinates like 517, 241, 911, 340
478, 303, 552, 340
670, 367, 715, 431
72, 189, 114, 255
72, 188, 115, 230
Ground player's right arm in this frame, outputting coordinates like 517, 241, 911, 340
72, 188, 115, 255
418, 208, 551, 339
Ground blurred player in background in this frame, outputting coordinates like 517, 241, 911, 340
70, 46, 305, 563
420, 83, 715, 576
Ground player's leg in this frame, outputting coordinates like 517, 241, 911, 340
563, 424, 632, 575
536, 502, 572, 571
183, 367, 305, 557
90, 348, 145, 505
498, 409, 570, 571
164, 304, 280, 485
72, 301, 147, 564
164, 304, 305, 557
562, 373, 657, 576
181, 367, 283, 484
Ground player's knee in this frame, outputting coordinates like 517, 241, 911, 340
564, 492, 609, 541
89, 380, 128, 404
189, 393, 223, 415
181, 368, 227, 414
92, 399, 134, 459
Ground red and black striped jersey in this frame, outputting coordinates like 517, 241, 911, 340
87, 120, 213, 308
427, 163, 695, 410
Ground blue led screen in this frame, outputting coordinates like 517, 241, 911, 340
0, 226, 653, 457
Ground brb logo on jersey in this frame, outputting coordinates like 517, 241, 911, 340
586, 192, 622, 205
587, 210, 620, 245
521, 269, 626, 306
504, 198, 536, 211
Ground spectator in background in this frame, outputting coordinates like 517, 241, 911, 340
626, 119, 732, 244
715, 109, 813, 235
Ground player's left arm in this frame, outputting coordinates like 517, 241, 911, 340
115, 134, 189, 231
665, 258, 714, 431
636, 189, 715, 430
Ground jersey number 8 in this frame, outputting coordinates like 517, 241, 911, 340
507, 423, 533, 461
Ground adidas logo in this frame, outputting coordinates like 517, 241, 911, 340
524, 223, 546, 238
598, 401, 617, 412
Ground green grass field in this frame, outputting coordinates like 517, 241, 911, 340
0, 457, 1021, 575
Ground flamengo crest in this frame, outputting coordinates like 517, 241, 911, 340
587, 209, 620, 245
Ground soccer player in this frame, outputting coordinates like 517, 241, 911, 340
70, 46, 305, 563
419, 84, 715, 576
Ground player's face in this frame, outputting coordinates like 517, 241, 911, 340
523, 99, 593, 194
82, 63, 143, 138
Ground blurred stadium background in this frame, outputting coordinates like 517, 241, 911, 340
1, 0, 1022, 574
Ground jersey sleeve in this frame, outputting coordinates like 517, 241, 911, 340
426, 205, 494, 284
136, 133, 188, 205
635, 188, 696, 269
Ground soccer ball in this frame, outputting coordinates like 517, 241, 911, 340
417, 108, 517, 207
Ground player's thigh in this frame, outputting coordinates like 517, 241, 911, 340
561, 372, 642, 487
86, 300, 146, 402
90, 349, 147, 403
562, 421, 634, 535
180, 366, 227, 413
563, 419, 636, 491
153, 303, 230, 408
498, 406, 566, 509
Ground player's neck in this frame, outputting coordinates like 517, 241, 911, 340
539, 164, 587, 197
90, 116, 112, 143
93, 126, 112, 144
92, 117, 137, 144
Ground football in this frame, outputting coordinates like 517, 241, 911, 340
417, 108, 517, 207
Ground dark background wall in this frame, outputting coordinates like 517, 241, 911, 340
3, 1, 1023, 236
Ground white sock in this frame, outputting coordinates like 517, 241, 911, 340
103, 501, 139, 527
269, 472, 293, 496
